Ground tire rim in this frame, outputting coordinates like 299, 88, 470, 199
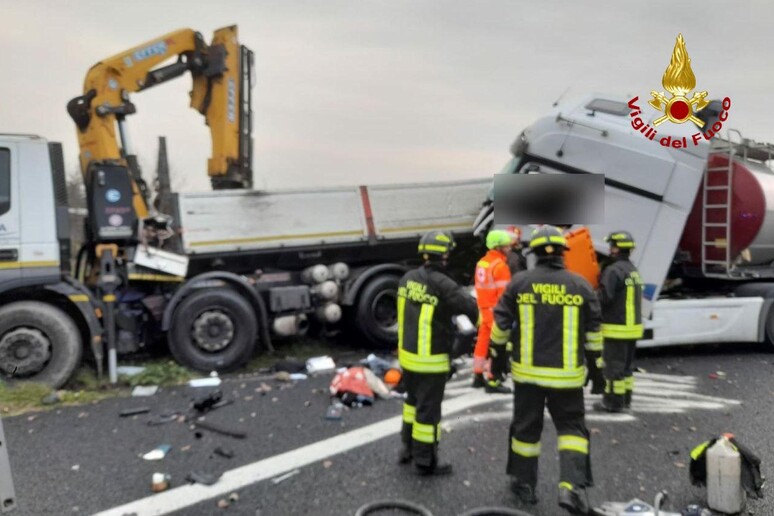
371, 290, 398, 332
191, 310, 235, 352
0, 328, 52, 376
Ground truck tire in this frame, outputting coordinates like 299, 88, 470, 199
354, 274, 400, 349
0, 301, 83, 389
168, 288, 257, 373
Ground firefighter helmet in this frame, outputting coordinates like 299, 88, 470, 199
605, 231, 636, 249
486, 230, 513, 250
528, 225, 568, 250
418, 230, 456, 256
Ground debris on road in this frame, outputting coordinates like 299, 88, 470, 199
359, 353, 397, 377
147, 411, 182, 426
213, 446, 235, 459
216, 499, 230, 509
116, 366, 145, 377
274, 372, 292, 382
289, 373, 308, 381
324, 401, 344, 420
271, 469, 300, 484
322, 460, 333, 469
151, 473, 170, 493
189, 372, 222, 388
193, 390, 234, 413
186, 471, 221, 486
143, 444, 172, 461
41, 392, 61, 405
228, 492, 239, 502
193, 420, 247, 439
119, 407, 151, 417
306, 355, 336, 374
132, 385, 159, 397
71, 464, 80, 471
255, 383, 272, 395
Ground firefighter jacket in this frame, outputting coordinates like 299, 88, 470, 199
398, 264, 479, 374
475, 250, 511, 310
490, 257, 602, 388
598, 257, 644, 340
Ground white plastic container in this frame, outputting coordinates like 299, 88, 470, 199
706, 436, 746, 514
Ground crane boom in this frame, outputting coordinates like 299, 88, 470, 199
67, 25, 253, 239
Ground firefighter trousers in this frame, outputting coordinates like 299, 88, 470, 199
507, 383, 593, 490
602, 337, 637, 410
473, 308, 493, 376
400, 371, 447, 468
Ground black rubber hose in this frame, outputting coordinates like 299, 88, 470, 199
457, 508, 536, 516
354, 499, 433, 516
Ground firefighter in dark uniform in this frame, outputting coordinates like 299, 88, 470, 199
489, 225, 602, 515
593, 231, 644, 414
398, 230, 479, 476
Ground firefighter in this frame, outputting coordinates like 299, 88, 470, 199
593, 231, 644, 414
398, 230, 479, 476
506, 226, 527, 275
472, 229, 513, 393
489, 225, 602, 515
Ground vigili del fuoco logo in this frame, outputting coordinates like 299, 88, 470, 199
628, 34, 731, 148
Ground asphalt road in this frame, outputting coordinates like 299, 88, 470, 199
3, 342, 773, 516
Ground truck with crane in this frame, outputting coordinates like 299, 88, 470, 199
474, 92, 774, 350
0, 26, 489, 388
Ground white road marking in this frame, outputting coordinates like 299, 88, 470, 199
93, 389, 495, 516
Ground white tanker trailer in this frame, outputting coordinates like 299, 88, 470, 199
475, 93, 774, 349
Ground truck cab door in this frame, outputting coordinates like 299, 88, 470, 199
0, 144, 22, 289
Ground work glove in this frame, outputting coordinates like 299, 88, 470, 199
489, 342, 508, 381
584, 349, 605, 394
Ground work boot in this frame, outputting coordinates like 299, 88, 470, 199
592, 401, 622, 413
485, 379, 512, 394
510, 481, 538, 505
471, 373, 486, 389
558, 484, 589, 515
398, 446, 412, 465
624, 391, 633, 409
414, 461, 453, 476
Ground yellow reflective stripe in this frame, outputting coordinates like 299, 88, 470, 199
0, 260, 59, 270
530, 236, 566, 247
563, 306, 579, 369
412, 422, 436, 444
690, 441, 711, 460
478, 260, 490, 267
511, 363, 586, 388
68, 294, 89, 303
511, 438, 541, 457
520, 304, 534, 367
399, 349, 450, 373
626, 285, 635, 326
397, 296, 406, 349
417, 304, 435, 356
601, 323, 643, 339
625, 376, 634, 390
103, 294, 116, 302
613, 380, 626, 394
402, 403, 416, 424
559, 481, 574, 490
558, 435, 589, 454
491, 322, 510, 344
437, 425, 442, 443
419, 244, 447, 253
585, 331, 603, 351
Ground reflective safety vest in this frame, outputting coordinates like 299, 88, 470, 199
397, 264, 479, 374
490, 259, 602, 388
475, 250, 511, 309
599, 258, 644, 340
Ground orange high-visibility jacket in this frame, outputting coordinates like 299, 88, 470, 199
474, 250, 511, 309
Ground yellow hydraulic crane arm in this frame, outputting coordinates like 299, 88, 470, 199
67, 25, 253, 233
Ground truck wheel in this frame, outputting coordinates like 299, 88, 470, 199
168, 288, 257, 373
0, 301, 83, 389
354, 275, 400, 349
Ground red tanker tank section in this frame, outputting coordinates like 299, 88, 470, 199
679, 154, 766, 268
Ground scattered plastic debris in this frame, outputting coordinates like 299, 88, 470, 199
214, 446, 235, 459
193, 420, 247, 439
189, 372, 222, 388
274, 371, 292, 382
217, 499, 230, 509
306, 355, 336, 374
147, 412, 183, 426
289, 373, 308, 381
271, 469, 300, 484
119, 407, 151, 417
116, 366, 146, 377
143, 444, 172, 461
132, 385, 159, 397
255, 383, 272, 395
71, 464, 80, 471
193, 390, 225, 412
151, 473, 171, 493
325, 401, 344, 420
186, 471, 221, 486
41, 392, 61, 405
228, 492, 239, 502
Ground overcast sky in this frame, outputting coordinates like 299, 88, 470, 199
2, 0, 773, 192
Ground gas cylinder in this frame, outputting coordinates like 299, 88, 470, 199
706, 435, 746, 514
